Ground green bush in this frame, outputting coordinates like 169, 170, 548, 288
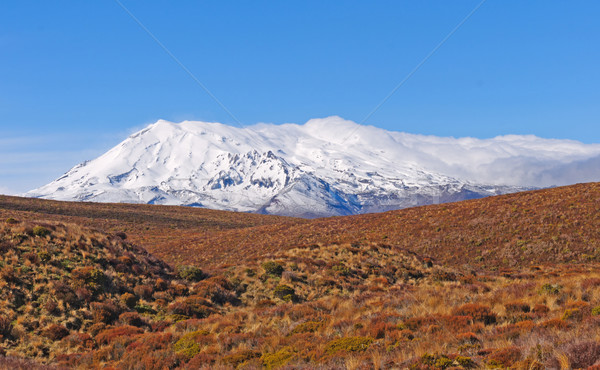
291, 321, 322, 334
262, 261, 284, 276
325, 336, 373, 354
72, 267, 107, 294
262, 347, 295, 369
456, 356, 476, 368
540, 283, 562, 295
435, 357, 454, 369
178, 266, 205, 282
562, 308, 582, 321
173, 330, 208, 359
37, 251, 51, 263
120, 293, 138, 308
273, 284, 295, 300
134, 304, 157, 315
222, 350, 261, 367
332, 263, 351, 276
592, 306, 600, 316
32, 226, 51, 237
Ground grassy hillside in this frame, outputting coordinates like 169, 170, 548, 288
0, 195, 303, 268
0, 183, 600, 368
2, 183, 599, 270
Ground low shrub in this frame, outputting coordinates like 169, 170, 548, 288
119, 312, 145, 327
565, 341, 600, 368
32, 226, 51, 237
178, 266, 206, 282
133, 284, 153, 299
72, 266, 107, 294
452, 304, 497, 325
539, 318, 569, 330
325, 336, 373, 354
562, 308, 583, 321
91, 301, 121, 324
262, 261, 284, 276
37, 251, 51, 263
291, 321, 322, 334
532, 304, 550, 315
221, 350, 261, 367
168, 296, 213, 318
62, 332, 94, 350
95, 326, 144, 346
173, 330, 210, 359
120, 293, 138, 308
505, 301, 530, 313
487, 346, 521, 367
43, 324, 69, 341
273, 284, 295, 301
540, 283, 562, 295
262, 347, 295, 369
5, 217, 18, 224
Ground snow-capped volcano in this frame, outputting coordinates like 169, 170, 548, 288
28, 116, 600, 217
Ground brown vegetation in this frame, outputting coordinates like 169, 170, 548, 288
0, 182, 599, 368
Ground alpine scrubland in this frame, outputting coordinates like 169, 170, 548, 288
0, 182, 599, 368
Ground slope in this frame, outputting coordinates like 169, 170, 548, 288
1, 202, 600, 368
182, 181, 600, 269
4, 182, 600, 271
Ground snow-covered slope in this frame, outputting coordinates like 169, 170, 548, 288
28, 117, 600, 217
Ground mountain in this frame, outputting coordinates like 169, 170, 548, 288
27, 116, 600, 217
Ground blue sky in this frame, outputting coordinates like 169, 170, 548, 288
1, 1, 599, 193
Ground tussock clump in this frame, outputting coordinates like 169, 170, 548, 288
0, 220, 183, 365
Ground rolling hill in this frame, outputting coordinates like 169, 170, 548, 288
1, 183, 600, 368
4, 182, 600, 270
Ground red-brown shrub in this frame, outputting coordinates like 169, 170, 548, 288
43, 324, 69, 341
539, 318, 569, 330
505, 301, 530, 314
452, 304, 497, 325
487, 346, 521, 366
75, 287, 93, 303
456, 332, 480, 344
168, 296, 214, 318
119, 312, 145, 327
565, 341, 600, 369
62, 332, 94, 350
0, 316, 11, 337
95, 325, 144, 346
194, 278, 239, 306
581, 278, 600, 290
133, 284, 154, 300
43, 298, 60, 315
91, 301, 121, 324
532, 304, 550, 316
155, 278, 168, 291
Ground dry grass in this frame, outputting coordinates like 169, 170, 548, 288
0, 182, 599, 368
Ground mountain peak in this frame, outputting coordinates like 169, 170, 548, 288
27, 118, 600, 217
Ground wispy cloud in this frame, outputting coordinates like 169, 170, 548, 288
0, 186, 14, 196
0, 132, 120, 194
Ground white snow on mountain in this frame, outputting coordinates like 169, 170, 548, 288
27, 116, 600, 217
